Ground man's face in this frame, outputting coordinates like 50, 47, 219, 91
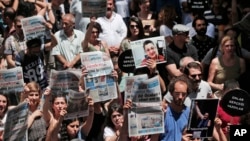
172, 81, 188, 106
29, 47, 40, 56
188, 68, 202, 88
195, 19, 207, 36
106, 0, 114, 16
62, 16, 74, 33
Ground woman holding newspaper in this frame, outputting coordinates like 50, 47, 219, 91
43, 87, 94, 141
20, 82, 47, 141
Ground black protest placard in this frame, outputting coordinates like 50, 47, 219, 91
118, 50, 135, 73
220, 89, 250, 116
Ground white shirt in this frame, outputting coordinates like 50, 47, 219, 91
97, 12, 127, 47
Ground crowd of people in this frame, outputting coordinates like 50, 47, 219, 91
0, 0, 249, 141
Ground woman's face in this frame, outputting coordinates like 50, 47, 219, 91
52, 97, 67, 115
144, 43, 157, 59
129, 21, 139, 37
67, 120, 80, 138
28, 91, 40, 107
139, 0, 150, 12
0, 95, 7, 116
222, 40, 235, 55
111, 111, 124, 128
91, 27, 99, 40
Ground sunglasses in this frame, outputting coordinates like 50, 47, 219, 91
190, 74, 202, 79
130, 25, 139, 29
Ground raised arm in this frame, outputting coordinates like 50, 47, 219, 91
42, 87, 52, 125
81, 96, 94, 136
82, 21, 94, 52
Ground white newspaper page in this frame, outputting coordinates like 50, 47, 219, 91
3, 102, 29, 141
82, 0, 106, 17
0, 67, 24, 105
124, 74, 148, 102
21, 15, 49, 41
65, 90, 89, 119
81, 51, 117, 102
127, 76, 164, 136
49, 69, 82, 95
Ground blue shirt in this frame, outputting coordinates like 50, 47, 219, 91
160, 106, 190, 141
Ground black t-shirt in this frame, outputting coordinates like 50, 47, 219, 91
16, 51, 48, 89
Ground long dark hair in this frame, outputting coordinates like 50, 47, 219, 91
0, 94, 9, 117
105, 103, 123, 130
60, 118, 83, 140
127, 16, 145, 39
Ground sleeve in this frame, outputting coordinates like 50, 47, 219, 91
103, 126, 115, 139
159, 25, 172, 37
4, 36, 14, 55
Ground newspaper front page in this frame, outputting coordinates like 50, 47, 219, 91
0, 67, 24, 105
3, 102, 28, 141
80, 51, 117, 102
126, 76, 164, 137
49, 69, 82, 95
21, 15, 50, 41
82, 0, 106, 17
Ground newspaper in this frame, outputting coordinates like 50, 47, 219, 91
82, 0, 106, 17
49, 69, 82, 95
3, 102, 29, 141
80, 51, 113, 78
124, 74, 148, 102
21, 15, 50, 41
131, 36, 167, 69
80, 51, 117, 102
0, 67, 24, 105
64, 90, 89, 120
126, 76, 164, 136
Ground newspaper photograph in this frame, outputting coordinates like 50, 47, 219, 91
3, 102, 29, 141
187, 99, 219, 138
80, 51, 113, 78
131, 36, 167, 69
85, 75, 117, 103
21, 15, 49, 41
124, 74, 148, 102
127, 76, 164, 136
82, 0, 106, 17
49, 69, 82, 95
0, 67, 24, 105
65, 90, 89, 120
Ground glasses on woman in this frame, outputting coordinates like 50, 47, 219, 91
130, 24, 139, 29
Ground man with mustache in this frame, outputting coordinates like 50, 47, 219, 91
96, 0, 127, 58
164, 61, 213, 107
190, 16, 217, 62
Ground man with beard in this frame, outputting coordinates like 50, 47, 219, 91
163, 60, 213, 107
190, 16, 217, 62
96, 0, 127, 58
15, 38, 48, 90
160, 75, 192, 141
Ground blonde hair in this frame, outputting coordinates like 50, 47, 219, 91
219, 35, 234, 53
20, 82, 41, 102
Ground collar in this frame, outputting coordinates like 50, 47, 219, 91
104, 12, 116, 21
59, 29, 77, 39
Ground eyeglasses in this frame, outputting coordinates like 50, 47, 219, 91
190, 74, 202, 79
130, 25, 139, 29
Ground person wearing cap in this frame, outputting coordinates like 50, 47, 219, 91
15, 38, 48, 90
165, 24, 198, 82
